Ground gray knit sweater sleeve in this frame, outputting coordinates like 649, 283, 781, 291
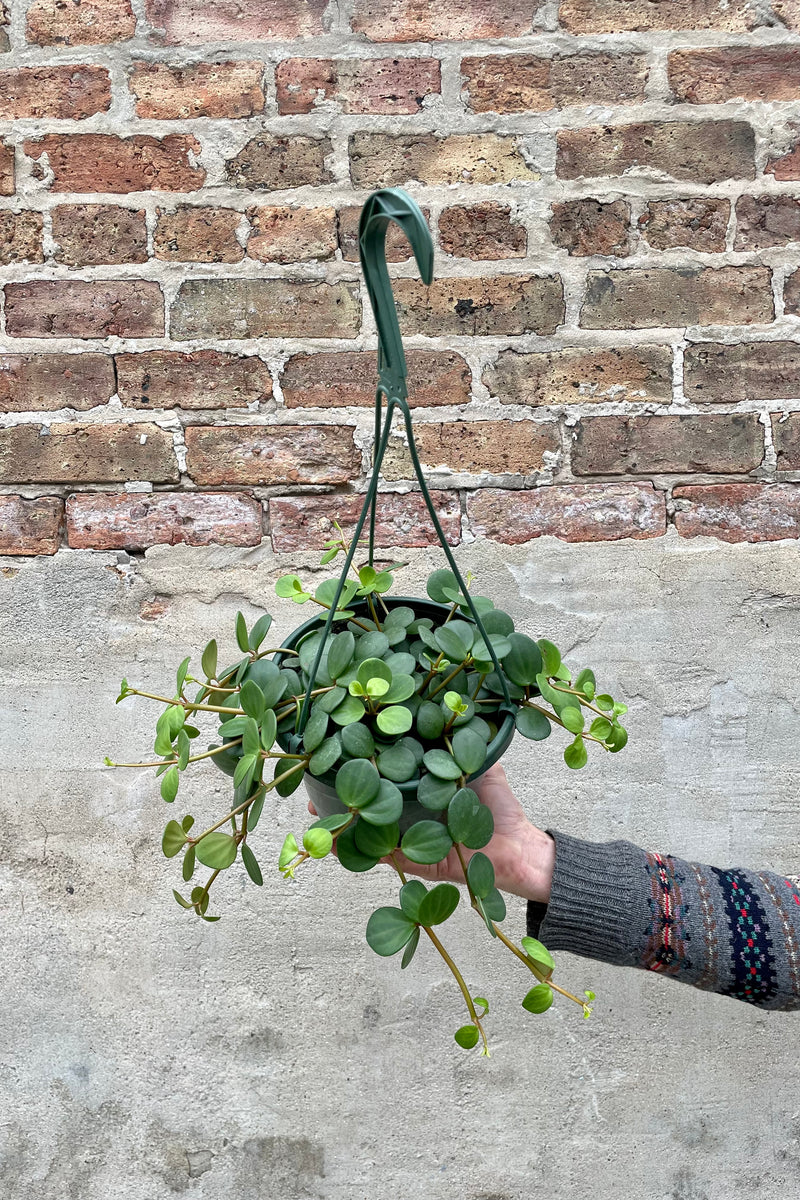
526, 830, 800, 1011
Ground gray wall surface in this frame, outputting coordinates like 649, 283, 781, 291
1, 533, 798, 1200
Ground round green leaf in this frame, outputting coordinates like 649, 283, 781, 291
401, 820, 453, 865
385, 651, 416, 675
447, 788, 494, 849
401, 926, 420, 969
235, 610, 249, 651
341, 722, 375, 758
276, 574, 304, 598
502, 632, 544, 687
272, 758, 304, 796
564, 736, 588, 770
195, 832, 237, 870
357, 631, 390, 660
427, 569, 459, 603
357, 657, 392, 688
384, 605, 415, 629
161, 765, 179, 804
318, 686, 346, 714
522, 984, 554, 1014
417, 773, 457, 812
201, 638, 218, 680
589, 716, 613, 741
471, 635, 512, 666
355, 819, 399, 858
303, 827, 333, 858
422, 749, 462, 780
451, 728, 488, 775
336, 825, 379, 873
515, 706, 551, 741
308, 733, 342, 776
359, 778, 403, 826
335, 759, 381, 809
560, 704, 585, 734
365, 907, 417, 957
376, 744, 418, 783
182, 843, 195, 881
397, 735, 424, 766
382, 674, 416, 704
434, 625, 470, 663
607, 723, 628, 753
418, 883, 460, 926
376, 705, 413, 736
162, 819, 186, 858
454, 1025, 480, 1049
248, 612, 273, 652
466, 851, 494, 899
482, 887, 506, 922
416, 700, 445, 741
399, 879, 427, 921
302, 707, 329, 752
481, 609, 514, 636
241, 843, 263, 885
239, 679, 266, 721
521, 937, 555, 975
260, 709, 278, 752
537, 639, 561, 676
327, 630, 355, 681
330, 693, 366, 727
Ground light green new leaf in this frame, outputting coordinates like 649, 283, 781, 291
161, 765, 179, 803
522, 984, 554, 1014
521, 937, 555, 975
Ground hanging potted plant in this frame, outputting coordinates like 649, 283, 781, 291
110, 190, 629, 1054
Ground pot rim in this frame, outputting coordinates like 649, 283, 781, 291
273, 594, 516, 794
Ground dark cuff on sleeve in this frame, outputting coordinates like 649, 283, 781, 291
526, 829, 644, 966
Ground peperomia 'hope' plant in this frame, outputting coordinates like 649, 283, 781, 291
110, 189, 629, 1053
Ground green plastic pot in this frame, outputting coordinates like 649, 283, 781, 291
273, 596, 516, 830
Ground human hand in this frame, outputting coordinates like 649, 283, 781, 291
307, 763, 555, 904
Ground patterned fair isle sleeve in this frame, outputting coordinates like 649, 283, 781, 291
526, 830, 800, 1011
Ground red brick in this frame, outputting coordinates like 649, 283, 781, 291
0, 211, 43, 264
27, 0, 135, 44
557, 122, 755, 184
146, 0, 327, 42
154, 206, 243, 263
483, 346, 673, 406
393, 275, 564, 337
281, 350, 470, 410
439, 203, 526, 260
734, 195, 800, 250
784, 269, 800, 315
581, 267, 773, 330
246, 206, 337, 263
766, 130, 800, 181
0, 66, 110, 118
673, 483, 800, 542
550, 199, 631, 257
5, 281, 163, 339
669, 48, 800, 104
276, 57, 440, 115
559, 0, 765, 31
772, 413, 800, 471
25, 134, 205, 193
0, 496, 63, 555
129, 61, 265, 119
638, 198, 729, 252
116, 350, 271, 409
226, 135, 331, 189
349, 132, 535, 187
468, 483, 666, 543
462, 53, 646, 113
52, 204, 147, 266
269, 491, 461, 551
352, 0, 537, 40
337, 205, 428, 262
0, 143, 12, 195
185, 425, 360, 486
0, 423, 178, 483
384, 420, 559, 478
171, 279, 359, 340
684, 342, 800, 404
66, 491, 263, 550
0, 353, 114, 412
572, 414, 764, 475
281, 350, 470, 409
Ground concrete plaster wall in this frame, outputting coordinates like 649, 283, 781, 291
1, 531, 798, 1199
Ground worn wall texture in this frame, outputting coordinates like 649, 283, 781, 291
3, 1, 800, 550
1, 3, 800, 1199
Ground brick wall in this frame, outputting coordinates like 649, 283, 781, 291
3, 0, 800, 556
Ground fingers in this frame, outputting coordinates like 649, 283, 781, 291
307, 800, 318, 815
